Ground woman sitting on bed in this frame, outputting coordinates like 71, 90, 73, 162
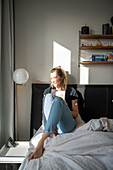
29, 66, 79, 160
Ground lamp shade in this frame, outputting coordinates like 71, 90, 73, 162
13, 68, 29, 84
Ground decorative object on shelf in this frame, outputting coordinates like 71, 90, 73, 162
81, 25, 89, 34
13, 68, 29, 140
95, 39, 103, 47
102, 23, 110, 35
107, 53, 113, 61
110, 16, 113, 34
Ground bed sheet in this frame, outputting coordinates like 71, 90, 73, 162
19, 117, 113, 170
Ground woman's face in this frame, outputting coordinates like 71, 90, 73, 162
50, 70, 63, 89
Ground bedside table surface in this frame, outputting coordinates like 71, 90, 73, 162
0, 141, 29, 163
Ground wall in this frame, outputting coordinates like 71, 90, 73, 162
14, 0, 113, 140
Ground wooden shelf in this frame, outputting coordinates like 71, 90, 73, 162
78, 33, 113, 66
80, 46, 113, 50
80, 61, 113, 64
80, 34, 113, 39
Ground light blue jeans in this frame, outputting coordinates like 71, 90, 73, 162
42, 93, 76, 134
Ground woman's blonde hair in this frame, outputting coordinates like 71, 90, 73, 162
50, 66, 67, 90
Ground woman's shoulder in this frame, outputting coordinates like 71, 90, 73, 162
66, 86, 78, 98
66, 86, 76, 93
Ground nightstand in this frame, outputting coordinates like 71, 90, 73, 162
0, 141, 29, 169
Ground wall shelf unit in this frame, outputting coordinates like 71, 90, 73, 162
80, 34, 113, 39
78, 33, 113, 66
80, 46, 113, 50
80, 61, 113, 64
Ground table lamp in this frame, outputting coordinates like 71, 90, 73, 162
13, 68, 29, 140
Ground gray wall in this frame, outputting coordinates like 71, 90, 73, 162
15, 0, 113, 140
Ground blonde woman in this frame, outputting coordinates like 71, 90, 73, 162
29, 66, 79, 160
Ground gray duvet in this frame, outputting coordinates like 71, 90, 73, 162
19, 118, 113, 170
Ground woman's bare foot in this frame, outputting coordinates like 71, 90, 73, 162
29, 132, 50, 160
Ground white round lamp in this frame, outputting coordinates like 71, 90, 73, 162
13, 68, 29, 84
13, 68, 29, 140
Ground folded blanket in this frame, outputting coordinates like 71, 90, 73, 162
77, 117, 113, 132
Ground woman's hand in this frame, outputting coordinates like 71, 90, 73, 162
71, 99, 79, 119
51, 89, 56, 94
29, 145, 44, 160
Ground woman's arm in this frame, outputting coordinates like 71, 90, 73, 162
70, 99, 79, 119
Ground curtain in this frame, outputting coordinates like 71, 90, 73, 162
0, 0, 15, 148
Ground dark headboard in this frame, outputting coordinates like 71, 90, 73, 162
30, 84, 113, 138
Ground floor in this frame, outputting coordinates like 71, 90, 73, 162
0, 163, 21, 170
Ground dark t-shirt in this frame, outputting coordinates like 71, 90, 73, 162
43, 86, 78, 111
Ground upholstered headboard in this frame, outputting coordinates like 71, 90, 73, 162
30, 84, 113, 137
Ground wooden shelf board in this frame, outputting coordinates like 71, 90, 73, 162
80, 61, 113, 64
80, 34, 113, 39
80, 46, 113, 50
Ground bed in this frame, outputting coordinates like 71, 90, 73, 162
19, 84, 113, 170
19, 117, 113, 170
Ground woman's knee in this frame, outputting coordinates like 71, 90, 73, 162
43, 93, 54, 106
54, 97, 64, 106
44, 93, 53, 101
